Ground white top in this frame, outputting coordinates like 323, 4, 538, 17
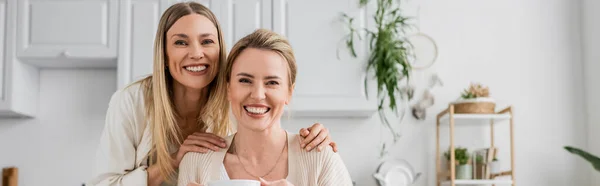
86, 83, 178, 186
220, 164, 230, 180
177, 132, 354, 186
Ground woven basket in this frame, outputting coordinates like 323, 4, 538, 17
451, 98, 496, 114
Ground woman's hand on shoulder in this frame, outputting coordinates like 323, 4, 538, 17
299, 123, 338, 152
172, 132, 227, 168
259, 177, 295, 186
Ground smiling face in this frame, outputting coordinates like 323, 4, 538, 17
165, 14, 220, 90
227, 48, 293, 131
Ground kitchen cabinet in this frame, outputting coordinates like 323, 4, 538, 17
273, 0, 377, 117
116, 0, 377, 118
217, 0, 272, 51
16, 0, 119, 68
0, 0, 40, 118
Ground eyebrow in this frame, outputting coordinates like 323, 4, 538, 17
236, 73, 281, 80
171, 33, 216, 39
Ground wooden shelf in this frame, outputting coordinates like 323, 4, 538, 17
441, 179, 513, 185
438, 113, 511, 124
435, 105, 516, 186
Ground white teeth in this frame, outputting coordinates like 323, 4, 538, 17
245, 106, 268, 114
185, 65, 207, 72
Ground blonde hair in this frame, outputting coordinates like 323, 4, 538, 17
222, 28, 297, 86
134, 1, 230, 182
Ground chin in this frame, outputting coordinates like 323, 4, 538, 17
183, 80, 212, 90
238, 119, 272, 131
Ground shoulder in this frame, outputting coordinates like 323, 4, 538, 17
178, 151, 216, 185
180, 150, 218, 169
179, 134, 233, 176
287, 133, 352, 184
288, 133, 338, 165
110, 81, 146, 107
179, 140, 231, 185
289, 133, 336, 156
103, 80, 149, 139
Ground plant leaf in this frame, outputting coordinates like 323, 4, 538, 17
565, 146, 600, 172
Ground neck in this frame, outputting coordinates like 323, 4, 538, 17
234, 124, 287, 163
172, 81, 208, 121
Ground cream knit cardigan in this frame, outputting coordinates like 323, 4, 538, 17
177, 133, 354, 186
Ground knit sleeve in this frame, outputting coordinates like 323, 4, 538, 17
317, 149, 354, 186
86, 87, 148, 186
177, 151, 215, 186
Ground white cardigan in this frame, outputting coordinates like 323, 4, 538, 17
177, 133, 354, 186
86, 83, 177, 186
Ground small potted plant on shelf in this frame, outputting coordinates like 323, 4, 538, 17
474, 154, 485, 179
489, 157, 501, 174
444, 147, 472, 179
451, 83, 495, 114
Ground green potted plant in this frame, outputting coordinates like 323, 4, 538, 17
339, 0, 416, 157
444, 147, 472, 179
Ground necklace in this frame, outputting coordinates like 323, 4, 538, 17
234, 131, 288, 178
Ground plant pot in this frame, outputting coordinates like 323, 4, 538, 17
474, 163, 486, 179
455, 164, 472, 179
451, 97, 496, 114
489, 160, 501, 174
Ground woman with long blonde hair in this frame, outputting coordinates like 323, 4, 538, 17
87, 2, 337, 186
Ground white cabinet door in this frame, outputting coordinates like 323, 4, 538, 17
274, 0, 376, 117
117, 0, 223, 88
117, 0, 168, 88
219, 0, 272, 51
16, 0, 118, 67
0, 0, 39, 118
0, 0, 6, 100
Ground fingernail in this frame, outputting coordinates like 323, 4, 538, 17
318, 147, 322, 151
301, 143, 306, 148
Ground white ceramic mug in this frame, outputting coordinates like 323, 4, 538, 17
207, 180, 261, 186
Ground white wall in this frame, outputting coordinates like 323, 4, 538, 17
582, 0, 600, 185
0, 69, 116, 186
0, 0, 591, 186
288, 0, 590, 186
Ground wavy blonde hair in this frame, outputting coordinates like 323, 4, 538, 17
133, 2, 231, 182
210, 29, 298, 116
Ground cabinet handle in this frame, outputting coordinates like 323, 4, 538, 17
62, 51, 71, 57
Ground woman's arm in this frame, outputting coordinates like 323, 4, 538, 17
317, 149, 353, 186
87, 89, 159, 186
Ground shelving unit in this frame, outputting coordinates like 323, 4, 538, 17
441, 179, 513, 185
436, 105, 515, 186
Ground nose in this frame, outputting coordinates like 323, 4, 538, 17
188, 43, 204, 60
250, 84, 266, 100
